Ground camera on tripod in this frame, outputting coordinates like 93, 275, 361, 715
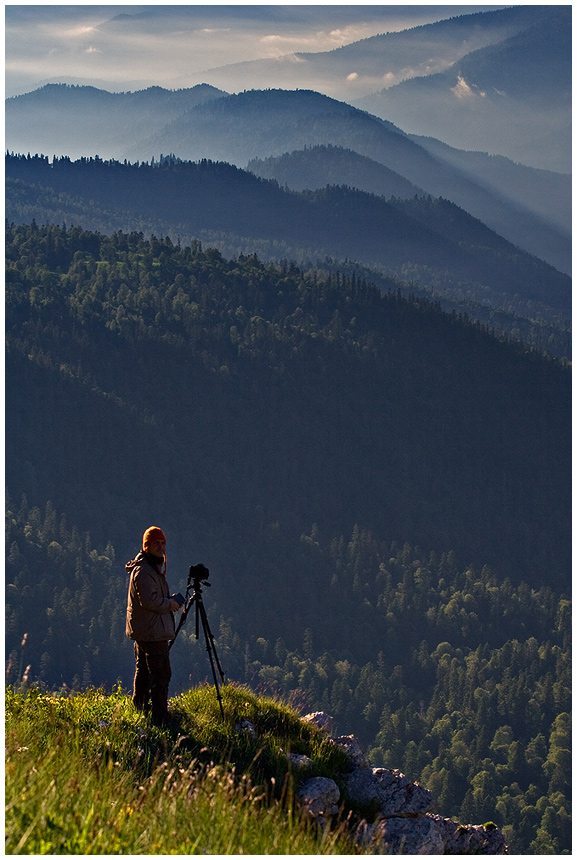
171, 560, 225, 719
189, 563, 209, 583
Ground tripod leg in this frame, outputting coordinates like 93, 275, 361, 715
198, 600, 225, 719
198, 601, 225, 682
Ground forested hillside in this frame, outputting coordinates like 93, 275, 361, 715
6, 222, 570, 587
5, 154, 571, 350
248, 144, 571, 277
5, 223, 571, 853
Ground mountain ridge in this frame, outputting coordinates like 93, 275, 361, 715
6, 84, 569, 275
247, 143, 571, 275
6, 153, 571, 327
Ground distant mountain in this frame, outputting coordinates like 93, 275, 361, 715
5, 83, 227, 161
193, 6, 552, 102
356, 7, 572, 172
5, 154, 571, 327
6, 85, 570, 273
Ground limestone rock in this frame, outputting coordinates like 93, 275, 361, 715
356, 815, 446, 855
294, 711, 508, 854
296, 776, 340, 819
433, 815, 508, 855
355, 815, 508, 855
302, 711, 336, 736
343, 766, 435, 817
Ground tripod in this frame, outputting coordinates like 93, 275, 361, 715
170, 565, 226, 719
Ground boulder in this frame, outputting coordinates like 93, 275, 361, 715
433, 815, 508, 855
296, 776, 340, 819
235, 718, 257, 739
355, 815, 508, 855
355, 815, 446, 855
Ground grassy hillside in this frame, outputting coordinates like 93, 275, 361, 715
5, 685, 357, 854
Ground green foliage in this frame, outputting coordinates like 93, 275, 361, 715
5, 686, 358, 855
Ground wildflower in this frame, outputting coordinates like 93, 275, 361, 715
21, 633, 28, 648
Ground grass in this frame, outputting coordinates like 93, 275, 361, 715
5, 683, 361, 855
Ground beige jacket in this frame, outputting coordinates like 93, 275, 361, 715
125, 551, 176, 642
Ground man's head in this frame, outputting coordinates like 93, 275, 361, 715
143, 526, 166, 559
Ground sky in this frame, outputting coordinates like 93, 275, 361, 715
5, 4, 510, 96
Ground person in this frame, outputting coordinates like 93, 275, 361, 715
125, 526, 182, 725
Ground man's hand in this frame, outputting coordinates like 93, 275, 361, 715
169, 599, 182, 612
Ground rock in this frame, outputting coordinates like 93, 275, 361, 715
235, 718, 257, 739
330, 733, 371, 769
343, 766, 435, 817
302, 711, 336, 736
296, 776, 340, 819
288, 752, 312, 769
293, 711, 508, 854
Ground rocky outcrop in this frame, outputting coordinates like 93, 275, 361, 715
344, 765, 435, 818
298, 711, 508, 855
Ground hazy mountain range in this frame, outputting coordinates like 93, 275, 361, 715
187, 5, 568, 171
197, 6, 549, 97
356, 6, 571, 172
6, 84, 570, 275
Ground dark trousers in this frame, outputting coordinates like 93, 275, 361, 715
133, 640, 172, 724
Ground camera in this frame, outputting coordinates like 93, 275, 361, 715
189, 563, 209, 581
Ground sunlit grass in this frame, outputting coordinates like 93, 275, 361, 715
5, 685, 360, 855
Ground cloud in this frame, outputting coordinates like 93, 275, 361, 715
5, 5, 510, 97
450, 75, 486, 100
63, 25, 98, 37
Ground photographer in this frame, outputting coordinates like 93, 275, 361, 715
125, 526, 183, 726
